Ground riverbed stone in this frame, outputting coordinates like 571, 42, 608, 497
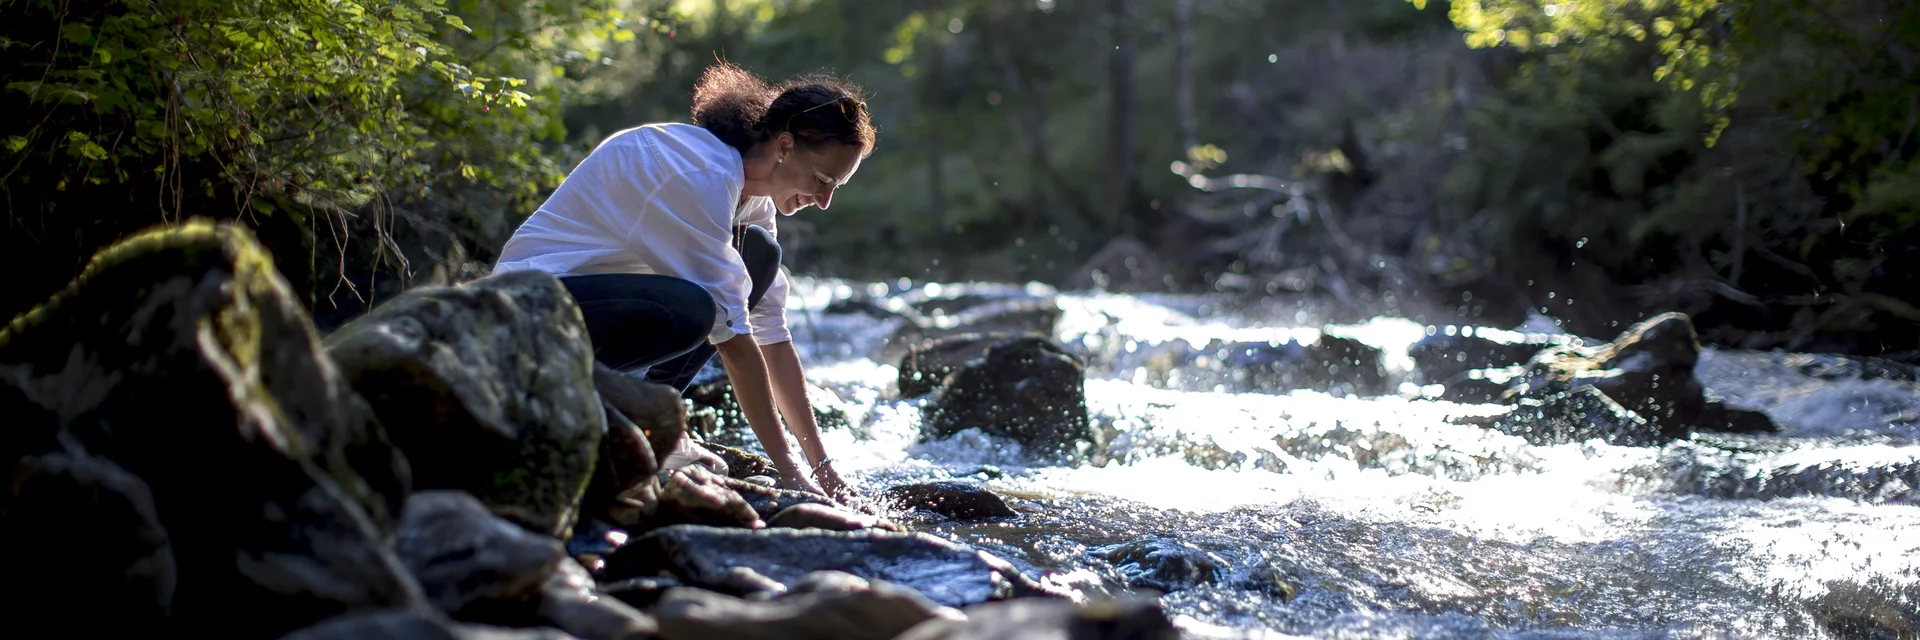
0, 452, 176, 631
1202, 335, 1390, 397
1093, 539, 1227, 593
279, 610, 582, 640
599, 525, 1052, 608
1462, 385, 1661, 447
892, 598, 1177, 640
581, 403, 661, 529
766, 502, 899, 532
897, 332, 1032, 398
653, 582, 952, 640
1408, 329, 1568, 385
395, 491, 566, 620
922, 336, 1093, 455
325, 270, 603, 538
0, 221, 422, 636
881, 481, 1018, 521
1505, 312, 1778, 439
536, 556, 659, 640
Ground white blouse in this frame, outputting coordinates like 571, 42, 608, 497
493, 123, 791, 345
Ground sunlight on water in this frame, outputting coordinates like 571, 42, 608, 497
779, 277, 1920, 639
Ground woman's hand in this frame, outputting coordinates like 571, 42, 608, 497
778, 462, 829, 497
811, 459, 857, 504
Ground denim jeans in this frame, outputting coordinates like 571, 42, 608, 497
558, 225, 781, 393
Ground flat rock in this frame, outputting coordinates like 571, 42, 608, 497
326, 270, 604, 538
892, 598, 1177, 640
881, 481, 1017, 521
600, 525, 1051, 608
653, 582, 951, 640
395, 491, 566, 620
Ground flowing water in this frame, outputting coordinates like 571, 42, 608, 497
770, 277, 1920, 639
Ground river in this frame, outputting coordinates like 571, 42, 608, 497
771, 276, 1920, 639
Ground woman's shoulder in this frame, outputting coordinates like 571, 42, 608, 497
595, 123, 741, 177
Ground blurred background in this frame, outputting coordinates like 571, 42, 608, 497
4, 0, 1916, 358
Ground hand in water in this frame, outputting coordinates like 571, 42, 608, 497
811, 460, 859, 505
779, 465, 829, 498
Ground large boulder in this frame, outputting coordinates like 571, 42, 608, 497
325, 270, 604, 538
922, 337, 1093, 455
599, 525, 1058, 608
0, 221, 420, 636
1504, 312, 1777, 440
1457, 386, 1665, 447
394, 491, 566, 621
879, 286, 1064, 363
881, 481, 1017, 521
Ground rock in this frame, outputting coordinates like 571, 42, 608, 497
922, 337, 1093, 455
1092, 539, 1226, 593
1505, 312, 1778, 440
892, 598, 1177, 640
1461, 386, 1663, 447
766, 502, 897, 532
278, 610, 581, 640
537, 557, 658, 640
581, 404, 661, 529
653, 582, 954, 640
1408, 329, 1567, 385
0, 221, 421, 636
896, 332, 1034, 398
325, 270, 603, 538
598, 576, 684, 610
593, 363, 684, 466
395, 491, 566, 620
651, 466, 764, 530
1202, 335, 1389, 397
1428, 369, 1516, 404
883, 295, 1067, 361
705, 442, 774, 481
881, 481, 1017, 520
0, 453, 176, 630
600, 525, 1052, 607
1663, 436, 1920, 503
685, 380, 855, 449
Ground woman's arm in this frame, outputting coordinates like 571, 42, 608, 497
714, 335, 826, 495
761, 340, 854, 501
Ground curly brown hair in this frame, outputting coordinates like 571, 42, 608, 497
690, 63, 876, 157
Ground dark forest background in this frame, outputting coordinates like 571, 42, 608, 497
5, 0, 1917, 358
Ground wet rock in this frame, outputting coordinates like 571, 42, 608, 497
892, 598, 1177, 640
1461, 386, 1662, 447
1429, 369, 1517, 404
1810, 578, 1920, 640
1092, 539, 1226, 593
653, 581, 953, 640
651, 466, 764, 530
581, 403, 661, 529
1408, 329, 1568, 385
1200, 335, 1390, 397
881, 290, 1064, 363
395, 491, 566, 620
600, 525, 1051, 607
537, 557, 658, 640
0, 221, 421, 636
881, 481, 1017, 520
897, 332, 1033, 398
0, 453, 176, 630
279, 610, 580, 640
922, 336, 1093, 455
686, 380, 854, 449
598, 576, 684, 611
1506, 312, 1778, 439
1663, 436, 1920, 503
766, 502, 899, 532
325, 270, 603, 538
705, 442, 774, 481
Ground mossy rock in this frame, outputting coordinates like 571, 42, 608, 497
0, 219, 420, 636
324, 270, 602, 538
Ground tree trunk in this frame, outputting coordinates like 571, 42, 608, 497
1174, 0, 1198, 155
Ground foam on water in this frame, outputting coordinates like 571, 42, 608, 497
773, 277, 1920, 639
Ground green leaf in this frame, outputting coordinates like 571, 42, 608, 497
62, 23, 92, 45
4, 136, 27, 153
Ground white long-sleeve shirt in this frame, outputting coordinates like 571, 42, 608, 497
493, 123, 791, 345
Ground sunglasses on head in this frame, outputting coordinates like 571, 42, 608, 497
784, 96, 867, 132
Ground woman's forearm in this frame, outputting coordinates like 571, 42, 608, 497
713, 335, 801, 474
761, 340, 828, 466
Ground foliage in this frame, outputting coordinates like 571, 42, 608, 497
1420, 0, 1920, 353
0, 0, 674, 319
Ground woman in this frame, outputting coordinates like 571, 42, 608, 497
492, 63, 874, 500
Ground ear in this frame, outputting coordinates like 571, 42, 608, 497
776, 132, 796, 157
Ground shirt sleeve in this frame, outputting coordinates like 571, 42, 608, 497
737, 198, 792, 345
630, 169, 753, 345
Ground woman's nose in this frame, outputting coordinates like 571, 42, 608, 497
815, 186, 835, 210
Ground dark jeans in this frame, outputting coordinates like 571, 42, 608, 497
560, 225, 782, 393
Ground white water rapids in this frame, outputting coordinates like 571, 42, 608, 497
765, 277, 1920, 639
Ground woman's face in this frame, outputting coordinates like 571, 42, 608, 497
771, 141, 864, 215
